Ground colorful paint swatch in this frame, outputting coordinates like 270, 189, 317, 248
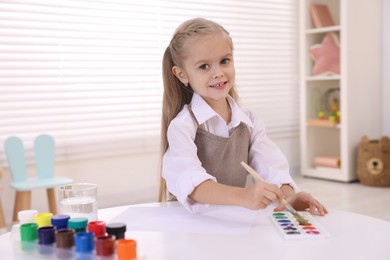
270, 211, 330, 240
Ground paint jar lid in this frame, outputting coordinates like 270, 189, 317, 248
51, 215, 70, 230
75, 232, 94, 253
68, 217, 88, 229
95, 234, 115, 256
20, 223, 38, 242
117, 239, 137, 260
55, 228, 75, 248
87, 221, 106, 237
18, 209, 38, 224
35, 213, 53, 228
38, 226, 56, 245
106, 222, 126, 239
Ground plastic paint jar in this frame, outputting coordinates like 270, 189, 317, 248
95, 234, 115, 256
20, 223, 38, 252
38, 226, 56, 245
117, 239, 137, 260
55, 228, 75, 249
55, 228, 75, 259
51, 214, 70, 230
87, 220, 106, 237
11, 209, 38, 242
75, 232, 94, 255
68, 217, 88, 233
106, 222, 126, 240
20, 223, 38, 242
38, 226, 56, 256
35, 213, 53, 228
18, 209, 38, 224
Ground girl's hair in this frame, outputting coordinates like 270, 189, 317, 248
158, 18, 239, 202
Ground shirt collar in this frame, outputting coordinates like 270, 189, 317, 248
191, 93, 217, 125
227, 96, 254, 128
190, 93, 254, 128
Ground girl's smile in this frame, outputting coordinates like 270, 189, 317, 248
209, 81, 228, 89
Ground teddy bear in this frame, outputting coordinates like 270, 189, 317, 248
357, 136, 390, 186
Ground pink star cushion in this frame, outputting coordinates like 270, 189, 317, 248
309, 33, 340, 76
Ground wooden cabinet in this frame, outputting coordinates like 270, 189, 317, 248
299, 0, 382, 181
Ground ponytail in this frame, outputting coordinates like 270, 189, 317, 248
159, 47, 193, 201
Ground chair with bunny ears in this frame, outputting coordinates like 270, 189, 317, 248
4, 134, 73, 222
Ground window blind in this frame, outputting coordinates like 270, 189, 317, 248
0, 0, 298, 164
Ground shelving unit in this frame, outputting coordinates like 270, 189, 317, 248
299, 0, 382, 182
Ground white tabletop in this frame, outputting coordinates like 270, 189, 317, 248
1, 202, 390, 260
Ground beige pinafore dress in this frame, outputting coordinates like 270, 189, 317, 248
191, 109, 251, 187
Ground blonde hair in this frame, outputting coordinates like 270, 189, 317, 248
158, 18, 239, 202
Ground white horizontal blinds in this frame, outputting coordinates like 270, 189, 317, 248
232, 1, 299, 138
0, 0, 163, 162
0, 0, 298, 164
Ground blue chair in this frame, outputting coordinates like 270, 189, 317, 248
4, 135, 73, 222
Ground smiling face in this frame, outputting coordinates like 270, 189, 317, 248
172, 32, 235, 109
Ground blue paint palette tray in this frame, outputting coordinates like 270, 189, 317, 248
271, 211, 330, 240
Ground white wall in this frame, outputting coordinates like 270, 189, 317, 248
383, 0, 390, 135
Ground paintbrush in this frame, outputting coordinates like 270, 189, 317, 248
240, 161, 309, 225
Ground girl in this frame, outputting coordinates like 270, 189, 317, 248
159, 18, 328, 215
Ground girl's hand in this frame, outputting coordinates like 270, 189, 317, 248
274, 191, 328, 216
241, 182, 284, 210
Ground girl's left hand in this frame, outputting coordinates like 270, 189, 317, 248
274, 191, 328, 216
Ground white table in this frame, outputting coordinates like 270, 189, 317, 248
1, 202, 390, 260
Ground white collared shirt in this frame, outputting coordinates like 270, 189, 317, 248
162, 93, 298, 213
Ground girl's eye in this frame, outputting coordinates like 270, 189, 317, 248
221, 58, 230, 65
199, 64, 209, 70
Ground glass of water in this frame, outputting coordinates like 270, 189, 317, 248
58, 183, 98, 221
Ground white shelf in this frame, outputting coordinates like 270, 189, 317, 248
306, 25, 341, 34
299, 0, 382, 182
304, 167, 349, 182
306, 75, 340, 81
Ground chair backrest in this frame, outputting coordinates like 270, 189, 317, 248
4, 136, 28, 182
34, 134, 55, 179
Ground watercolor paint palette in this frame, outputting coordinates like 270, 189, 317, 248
271, 211, 330, 240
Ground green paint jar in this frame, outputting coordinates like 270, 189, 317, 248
68, 217, 88, 233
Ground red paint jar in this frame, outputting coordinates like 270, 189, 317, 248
87, 221, 106, 237
95, 234, 115, 256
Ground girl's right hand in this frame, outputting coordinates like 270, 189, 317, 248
241, 182, 284, 210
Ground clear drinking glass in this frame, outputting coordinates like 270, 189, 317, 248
58, 183, 98, 221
